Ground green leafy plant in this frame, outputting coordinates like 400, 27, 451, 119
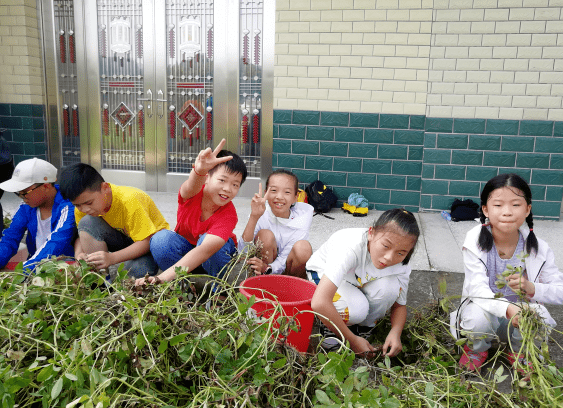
1, 251, 563, 407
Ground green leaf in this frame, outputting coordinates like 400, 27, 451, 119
37, 365, 54, 382
81, 339, 93, 355
158, 340, 169, 353
341, 375, 354, 396
65, 373, 78, 381
495, 280, 506, 289
382, 397, 401, 408
170, 333, 188, 346
455, 338, 468, 346
272, 357, 286, 369
51, 377, 63, 400
135, 334, 146, 350
315, 390, 332, 405
384, 355, 391, 369
425, 382, 434, 400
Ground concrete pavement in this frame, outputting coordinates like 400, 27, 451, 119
3, 191, 563, 274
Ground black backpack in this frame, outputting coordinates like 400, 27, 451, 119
450, 198, 480, 222
305, 180, 338, 218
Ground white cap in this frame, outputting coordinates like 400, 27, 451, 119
0, 158, 57, 192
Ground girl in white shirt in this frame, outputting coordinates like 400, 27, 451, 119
453, 173, 563, 372
239, 169, 314, 279
307, 209, 420, 357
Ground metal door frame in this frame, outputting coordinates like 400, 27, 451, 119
41, 0, 274, 193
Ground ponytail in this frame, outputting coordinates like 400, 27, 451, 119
525, 212, 539, 255
477, 210, 494, 252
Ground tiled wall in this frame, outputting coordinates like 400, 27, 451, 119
428, 0, 563, 121
275, 0, 432, 115
0, 0, 44, 105
274, 109, 563, 219
275, 1, 563, 121
0, 103, 47, 164
422, 117, 563, 218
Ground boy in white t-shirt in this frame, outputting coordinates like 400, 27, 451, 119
0, 158, 76, 272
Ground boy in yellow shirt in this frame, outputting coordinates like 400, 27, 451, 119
59, 163, 169, 279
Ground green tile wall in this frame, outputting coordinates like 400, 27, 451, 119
273, 110, 563, 219
0, 103, 47, 164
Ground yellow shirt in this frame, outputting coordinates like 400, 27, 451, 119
75, 184, 169, 242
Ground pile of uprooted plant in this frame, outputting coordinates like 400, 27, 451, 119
1, 251, 562, 408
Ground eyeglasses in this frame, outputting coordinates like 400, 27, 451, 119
15, 183, 44, 199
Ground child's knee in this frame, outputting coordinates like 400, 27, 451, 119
291, 240, 312, 262
345, 295, 370, 326
460, 303, 496, 336
255, 229, 276, 247
362, 277, 401, 302
77, 215, 100, 232
150, 229, 172, 251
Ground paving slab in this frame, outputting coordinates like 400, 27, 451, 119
418, 212, 464, 273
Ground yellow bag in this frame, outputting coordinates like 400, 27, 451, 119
297, 188, 308, 203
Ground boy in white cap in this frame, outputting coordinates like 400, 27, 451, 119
0, 158, 76, 272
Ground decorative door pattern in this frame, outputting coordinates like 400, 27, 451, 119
239, 0, 263, 178
165, 0, 214, 173
97, 0, 145, 171
43, 0, 272, 189
54, 0, 81, 166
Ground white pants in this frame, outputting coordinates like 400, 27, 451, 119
454, 301, 554, 353
332, 275, 401, 327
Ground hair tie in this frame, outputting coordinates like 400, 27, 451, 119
482, 223, 491, 227
529, 228, 533, 232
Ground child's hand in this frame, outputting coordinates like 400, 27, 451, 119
506, 304, 523, 328
350, 335, 376, 356
194, 138, 232, 175
247, 256, 269, 275
507, 273, 535, 298
250, 183, 266, 218
382, 331, 402, 357
85, 251, 114, 270
135, 275, 161, 286
75, 252, 87, 261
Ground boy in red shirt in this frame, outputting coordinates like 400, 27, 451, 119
136, 139, 247, 285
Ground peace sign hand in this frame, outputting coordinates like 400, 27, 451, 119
250, 182, 267, 218
194, 138, 232, 175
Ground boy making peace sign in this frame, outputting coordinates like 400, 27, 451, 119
137, 139, 247, 286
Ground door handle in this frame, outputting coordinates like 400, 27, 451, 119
138, 89, 153, 118
156, 90, 167, 119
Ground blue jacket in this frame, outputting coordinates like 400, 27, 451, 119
0, 185, 76, 271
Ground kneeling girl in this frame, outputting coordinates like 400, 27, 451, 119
308, 209, 420, 356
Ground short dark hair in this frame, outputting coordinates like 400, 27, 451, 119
371, 208, 420, 265
207, 150, 247, 185
266, 169, 299, 194
58, 163, 105, 201
478, 173, 537, 254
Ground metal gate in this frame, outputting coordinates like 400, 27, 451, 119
40, 0, 273, 193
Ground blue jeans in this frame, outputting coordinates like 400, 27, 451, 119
150, 229, 236, 278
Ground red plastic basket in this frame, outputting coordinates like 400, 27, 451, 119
240, 275, 317, 352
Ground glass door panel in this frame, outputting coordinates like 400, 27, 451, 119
97, 0, 146, 172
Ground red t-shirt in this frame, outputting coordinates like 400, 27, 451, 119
175, 187, 238, 246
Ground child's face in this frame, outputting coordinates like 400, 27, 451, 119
483, 186, 531, 236
17, 183, 49, 208
367, 228, 415, 270
71, 183, 112, 216
204, 167, 242, 207
264, 174, 297, 218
